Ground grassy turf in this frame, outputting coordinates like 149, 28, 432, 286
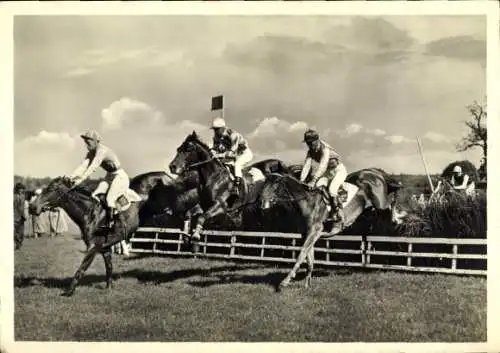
14, 235, 486, 342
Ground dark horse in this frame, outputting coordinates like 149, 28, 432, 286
168, 131, 288, 241
28, 171, 168, 296
259, 168, 404, 291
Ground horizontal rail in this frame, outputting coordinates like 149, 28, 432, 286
135, 227, 487, 245
131, 227, 487, 277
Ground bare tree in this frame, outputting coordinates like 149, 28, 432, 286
457, 100, 487, 159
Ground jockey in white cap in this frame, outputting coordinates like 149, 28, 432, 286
300, 129, 348, 222
69, 130, 130, 227
450, 164, 475, 196
210, 116, 253, 196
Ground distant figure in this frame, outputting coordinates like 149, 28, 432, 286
48, 207, 68, 237
30, 189, 47, 238
14, 182, 29, 250
450, 165, 475, 196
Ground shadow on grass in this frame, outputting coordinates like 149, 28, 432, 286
14, 264, 268, 290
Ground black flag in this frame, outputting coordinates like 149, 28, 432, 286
211, 95, 224, 111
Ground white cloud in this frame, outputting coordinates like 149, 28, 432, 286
385, 135, 413, 144
19, 130, 77, 149
345, 123, 363, 135
247, 117, 308, 139
367, 128, 386, 136
101, 97, 164, 130
422, 131, 451, 143
65, 67, 95, 78
363, 137, 374, 144
15, 131, 80, 177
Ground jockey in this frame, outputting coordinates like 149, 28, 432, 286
450, 165, 475, 196
69, 130, 130, 228
300, 129, 348, 222
210, 116, 253, 196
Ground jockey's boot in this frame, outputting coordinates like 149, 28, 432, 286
106, 207, 115, 229
232, 177, 242, 197
328, 195, 343, 223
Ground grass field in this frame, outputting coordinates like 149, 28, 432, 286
14, 235, 486, 342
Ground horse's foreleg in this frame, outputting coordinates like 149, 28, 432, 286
191, 200, 225, 240
102, 249, 114, 289
279, 224, 322, 291
305, 248, 315, 289
63, 245, 99, 297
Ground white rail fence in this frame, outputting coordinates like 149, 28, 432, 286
129, 226, 487, 276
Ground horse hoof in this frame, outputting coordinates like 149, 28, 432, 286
61, 289, 75, 297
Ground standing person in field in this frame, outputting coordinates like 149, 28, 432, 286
300, 129, 348, 223
210, 116, 253, 196
450, 165, 475, 196
69, 130, 130, 228
13, 182, 29, 250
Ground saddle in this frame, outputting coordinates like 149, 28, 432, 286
225, 164, 265, 202
93, 188, 143, 228
318, 184, 350, 223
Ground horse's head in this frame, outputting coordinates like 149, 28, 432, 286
259, 174, 306, 211
169, 131, 211, 175
28, 176, 73, 216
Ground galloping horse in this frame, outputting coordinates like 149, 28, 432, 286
168, 131, 283, 241
28, 172, 164, 296
259, 168, 404, 291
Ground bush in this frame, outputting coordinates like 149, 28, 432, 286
397, 191, 486, 239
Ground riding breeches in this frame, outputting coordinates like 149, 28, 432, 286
92, 168, 130, 209
234, 149, 253, 179
316, 162, 348, 197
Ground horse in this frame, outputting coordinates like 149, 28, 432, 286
28, 172, 160, 296
168, 131, 285, 242
258, 168, 404, 291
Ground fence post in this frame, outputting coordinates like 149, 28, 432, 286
326, 240, 330, 262
230, 233, 236, 258
203, 232, 208, 255
366, 241, 372, 265
292, 238, 297, 260
407, 243, 413, 267
260, 236, 266, 258
360, 237, 366, 266
153, 232, 158, 254
452, 244, 458, 270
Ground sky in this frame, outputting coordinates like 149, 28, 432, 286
14, 15, 486, 178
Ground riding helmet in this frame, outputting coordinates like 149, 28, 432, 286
80, 130, 101, 142
303, 129, 319, 143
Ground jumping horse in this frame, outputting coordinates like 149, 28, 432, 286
168, 131, 283, 242
28, 171, 167, 296
259, 168, 404, 291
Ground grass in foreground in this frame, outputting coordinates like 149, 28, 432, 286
14, 235, 486, 342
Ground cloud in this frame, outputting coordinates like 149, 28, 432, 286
367, 128, 386, 136
247, 117, 309, 139
15, 131, 79, 177
422, 131, 451, 144
424, 35, 486, 62
385, 135, 413, 144
344, 123, 363, 135
65, 67, 96, 78
101, 97, 164, 131
19, 130, 77, 149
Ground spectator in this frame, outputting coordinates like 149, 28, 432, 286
14, 182, 29, 250
48, 207, 68, 237
450, 165, 476, 196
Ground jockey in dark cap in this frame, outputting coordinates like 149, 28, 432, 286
300, 129, 348, 223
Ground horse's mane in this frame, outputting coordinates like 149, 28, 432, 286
185, 131, 227, 170
269, 174, 321, 199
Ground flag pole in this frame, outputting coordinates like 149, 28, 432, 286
416, 136, 435, 193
